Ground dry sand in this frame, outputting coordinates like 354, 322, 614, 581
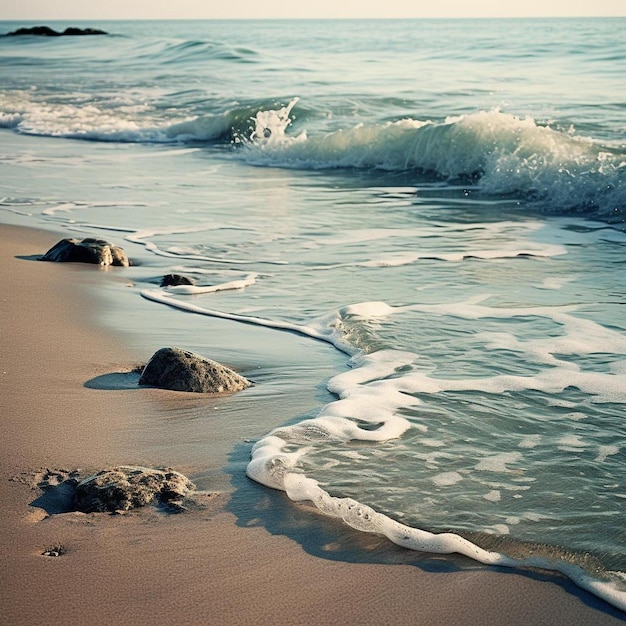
1, 223, 624, 625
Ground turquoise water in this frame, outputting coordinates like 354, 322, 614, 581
1, 18, 625, 609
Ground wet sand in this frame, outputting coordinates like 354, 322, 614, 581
1, 223, 624, 625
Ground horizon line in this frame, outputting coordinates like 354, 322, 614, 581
1, 14, 625, 21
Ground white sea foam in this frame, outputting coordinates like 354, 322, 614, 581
432, 472, 464, 486
247, 438, 626, 612
239, 295, 626, 610
140, 289, 358, 355
0, 90, 172, 142
484, 490, 502, 502
475, 452, 523, 473
396, 365, 626, 404
163, 274, 257, 295
557, 435, 588, 450
316, 244, 566, 270
518, 435, 541, 449
595, 445, 620, 463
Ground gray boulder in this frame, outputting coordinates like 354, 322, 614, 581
138, 347, 251, 393
73, 466, 195, 513
40, 237, 130, 267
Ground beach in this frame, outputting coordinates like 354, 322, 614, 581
1, 223, 624, 625
1, 15, 625, 622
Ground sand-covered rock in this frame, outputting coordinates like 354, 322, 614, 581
138, 347, 251, 393
73, 466, 195, 513
40, 237, 129, 267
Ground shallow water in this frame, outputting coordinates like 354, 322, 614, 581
1, 17, 625, 610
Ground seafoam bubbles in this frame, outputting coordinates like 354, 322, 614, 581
247, 348, 421, 497
0, 88, 176, 143
475, 452, 523, 473
391, 358, 626, 404
595, 445, 619, 463
407, 295, 626, 375
305, 220, 569, 273
433, 471, 464, 486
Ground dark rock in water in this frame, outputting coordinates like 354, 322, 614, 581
61, 27, 108, 36
73, 466, 195, 513
160, 273, 196, 287
40, 237, 129, 267
7, 26, 61, 36
139, 347, 251, 394
6, 26, 108, 36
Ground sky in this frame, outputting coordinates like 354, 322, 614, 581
1, 0, 624, 20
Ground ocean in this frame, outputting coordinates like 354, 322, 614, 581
1, 17, 625, 610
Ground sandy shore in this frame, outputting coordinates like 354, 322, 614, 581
1, 223, 624, 625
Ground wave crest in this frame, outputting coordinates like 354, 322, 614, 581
239, 106, 625, 218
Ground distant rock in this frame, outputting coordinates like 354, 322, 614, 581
160, 273, 196, 287
74, 466, 195, 513
138, 347, 252, 394
6, 26, 108, 37
40, 237, 130, 267
61, 27, 108, 36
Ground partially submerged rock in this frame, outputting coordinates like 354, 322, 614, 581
160, 273, 195, 287
74, 466, 195, 513
138, 347, 251, 394
6, 26, 108, 36
40, 237, 129, 267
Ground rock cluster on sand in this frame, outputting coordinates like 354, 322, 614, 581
6, 26, 108, 36
139, 347, 252, 393
74, 466, 195, 513
40, 237, 130, 267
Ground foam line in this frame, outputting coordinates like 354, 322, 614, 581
163, 274, 258, 294
140, 288, 356, 355
246, 354, 626, 612
254, 467, 626, 612
127, 227, 289, 266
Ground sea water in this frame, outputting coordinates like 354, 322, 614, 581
0, 18, 625, 610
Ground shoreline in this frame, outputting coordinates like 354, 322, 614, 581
1, 223, 624, 625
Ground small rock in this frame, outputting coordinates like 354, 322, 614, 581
160, 273, 196, 287
42, 545, 66, 557
74, 466, 195, 513
40, 237, 129, 267
138, 347, 251, 394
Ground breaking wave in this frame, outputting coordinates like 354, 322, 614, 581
1, 89, 623, 218
239, 102, 625, 219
